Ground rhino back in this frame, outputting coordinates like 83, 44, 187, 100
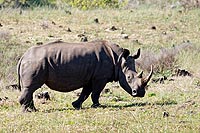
19, 41, 120, 92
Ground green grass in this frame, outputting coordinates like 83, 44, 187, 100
0, 6, 200, 132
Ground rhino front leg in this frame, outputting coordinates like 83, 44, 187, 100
91, 79, 107, 108
72, 84, 92, 109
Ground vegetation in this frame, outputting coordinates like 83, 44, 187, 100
0, 2, 200, 132
1, 0, 200, 9
0, 0, 125, 9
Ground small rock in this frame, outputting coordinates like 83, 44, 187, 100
110, 26, 118, 31
151, 26, 156, 30
36, 42, 43, 45
5, 84, 19, 91
178, 10, 183, 13
162, 31, 167, 35
81, 36, 88, 42
132, 39, 143, 45
168, 78, 175, 81
35, 91, 50, 100
0, 23, 3, 27
65, 10, 72, 15
48, 35, 54, 38
121, 34, 129, 39
66, 27, 72, 32
175, 69, 192, 76
163, 111, 169, 118
76, 92, 81, 96
77, 34, 85, 37
94, 18, 99, 23
25, 40, 31, 43
52, 21, 56, 25
104, 88, 110, 94
152, 76, 167, 84
121, 31, 125, 34
0, 96, 8, 101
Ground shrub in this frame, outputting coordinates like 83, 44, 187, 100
68, 0, 126, 10
180, 0, 200, 9
136, 42, 194, 76
0, 0, 57, 8
0, 0, 126, 9
1, 0, 200, 9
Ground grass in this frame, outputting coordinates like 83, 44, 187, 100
0, 6, 200, 132
1, 78, 200, 132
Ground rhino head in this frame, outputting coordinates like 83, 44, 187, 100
117, 48, 153, 97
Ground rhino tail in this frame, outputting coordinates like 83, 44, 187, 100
17, 57, 23, 91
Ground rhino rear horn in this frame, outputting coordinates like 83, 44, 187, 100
137, 71, 143, 78
143, 65, 153, 86
132, 48, 140, 59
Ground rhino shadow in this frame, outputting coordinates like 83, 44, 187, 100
41, 103, 145, 113
92, 101, 177, 109
41, 107, 75, 113
41, 101, 177, 113
41, 102, 148, 113
100, 102, 149, 109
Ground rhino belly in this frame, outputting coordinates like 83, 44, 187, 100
45, 67, 91, 92
45, 79, 87, 92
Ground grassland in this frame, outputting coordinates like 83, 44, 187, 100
0, 6, 200, 132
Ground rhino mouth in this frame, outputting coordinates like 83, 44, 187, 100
119, 77, 146, 98
132, 94, 145, 97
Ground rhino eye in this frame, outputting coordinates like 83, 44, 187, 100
127, 75, 132, 83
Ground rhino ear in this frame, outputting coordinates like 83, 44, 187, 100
123, 49, 130, 59
132, 48, 140, 59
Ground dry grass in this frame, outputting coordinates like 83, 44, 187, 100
0, 6, 200, 132
136, 41, 195, 73
0, 76, 200, 132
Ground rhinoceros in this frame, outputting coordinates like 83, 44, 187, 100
17, 40, 153, 112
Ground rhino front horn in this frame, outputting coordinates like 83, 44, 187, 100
143, 65, 153, 86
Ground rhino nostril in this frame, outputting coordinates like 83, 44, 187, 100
132, 90, 137, 96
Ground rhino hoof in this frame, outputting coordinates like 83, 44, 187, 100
22, 107, 38, 113
91, 103, 101, 108
72, 101, 81, 110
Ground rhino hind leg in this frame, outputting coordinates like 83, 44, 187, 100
21, 99, 37, 112
72, 84, 92, 109
91, 79, 107, 108
19, 87, 38, 112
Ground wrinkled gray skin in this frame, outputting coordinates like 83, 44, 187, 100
17, 40, 153, 112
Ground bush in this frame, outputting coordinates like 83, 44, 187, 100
0, 0, 126, 9
180, 0, 200, 9
1, 0, 200, 9
68, 0, 125, 10
136, 42, 194, 75
0, 0, 56, 8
